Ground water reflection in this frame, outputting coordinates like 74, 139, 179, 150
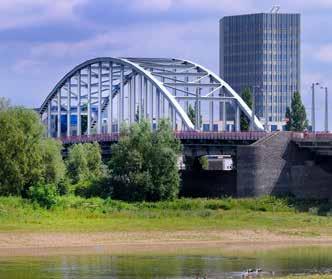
0, 246, 332, 278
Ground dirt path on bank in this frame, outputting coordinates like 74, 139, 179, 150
1, 230, 332, 257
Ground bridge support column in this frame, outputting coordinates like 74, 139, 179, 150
77, 72, 81, 136
139, 74, 142, 122
97, 62, 102, 134
128, 76, 132, 125
108, 62, 113, 133
67, 79, 71, 137
150, 83, 154, 128
222, 101, 226, 131
235, 102, 240, 132
132, 75, 136, 124
120, 65, 124, 126
57, 89, 61, 138
156, 89, 160, 127
47, 102, 51, 137
209, 88, 214, 131
87, 65, 91, 136
144, 78, 148, 119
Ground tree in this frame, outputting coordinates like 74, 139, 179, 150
187, 104, 202, 128
109, 119, 181, 201
66, 142, 103, 183
39, 139, 66, 184
240, 87, 252, 131
0, 108, 44, 195
285, 106, 292, 131
285, 92, 308, 132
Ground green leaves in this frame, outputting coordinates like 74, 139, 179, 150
66, 142, 104, 184
109, 119, 181, 202
285, 92, 308, 132
0, 108, 44, 195
240, 87, 252, 131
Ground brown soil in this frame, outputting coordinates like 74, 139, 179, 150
0, 230, 332, 257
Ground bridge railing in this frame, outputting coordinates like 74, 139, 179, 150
174, 131, 267, 141
292, 132, 332, 141
59, 131, 268, 144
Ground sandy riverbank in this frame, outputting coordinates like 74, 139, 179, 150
1, 230, 332, 257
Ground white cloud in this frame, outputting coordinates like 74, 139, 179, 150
0, 0, 87, 30
124, 0, 254, 13
13, 19, 219, 74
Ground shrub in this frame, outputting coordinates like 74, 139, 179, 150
28, 184, 59, 209
56, 178, 70, 196
73, 177, 113, 199
109, 119, 181, 202
66, 142, 105, 184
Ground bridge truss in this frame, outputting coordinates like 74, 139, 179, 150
39, 57, 264, 137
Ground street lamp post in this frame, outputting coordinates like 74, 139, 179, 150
325, 87, 329, 132
311, 82, 320, 132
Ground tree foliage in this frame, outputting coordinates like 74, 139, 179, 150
0, 107, 66, 196
240, 87, 252, 131
187, 104, 202, 128
109, 119, 181, 202
285, 92, 308, 132
285, 106, 292, 131
0, 108, 44, 195
40, 139, 66, 184
66, 142, 104, 184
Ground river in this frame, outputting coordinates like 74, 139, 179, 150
0, 246, 332, 278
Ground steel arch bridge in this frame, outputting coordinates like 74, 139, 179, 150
39, 57, 264, 137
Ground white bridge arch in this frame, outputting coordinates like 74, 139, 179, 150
39, 57, 264, 137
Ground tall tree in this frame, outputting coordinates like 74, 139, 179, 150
66, 142, 104, 183
240, 87, 252, 131
0, 108, 44, 195
109, 119, 181, 201
285, 92, 308, 132
187, 104, 202, 128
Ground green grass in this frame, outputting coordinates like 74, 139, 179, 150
0, 195, 331, 233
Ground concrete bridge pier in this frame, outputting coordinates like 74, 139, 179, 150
237, 132, 332, 199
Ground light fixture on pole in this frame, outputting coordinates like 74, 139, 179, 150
320, 86, 329, 132
325, 87, 329, 132
311, 82, 320, 132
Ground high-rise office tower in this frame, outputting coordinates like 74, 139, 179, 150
220, 11, 301, 131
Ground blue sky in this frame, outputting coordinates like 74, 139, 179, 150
1, 0, 332, 130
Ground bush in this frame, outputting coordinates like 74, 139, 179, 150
109, 120, 181, 202
56, 178, 70, 196
73, 177, 113, 199
28, 184, 59, 209
66, 142, 105, 184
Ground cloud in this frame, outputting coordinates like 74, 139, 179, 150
122, 0, 254, 13
12, 18, 219, 78
0, 0, 87, 30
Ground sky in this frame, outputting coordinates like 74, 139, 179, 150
1, 0, 332, 130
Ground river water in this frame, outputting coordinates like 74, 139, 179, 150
0, 246, 332, 278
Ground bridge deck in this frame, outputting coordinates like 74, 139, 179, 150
59, 131, 269, 144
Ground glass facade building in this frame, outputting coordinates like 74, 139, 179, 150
220, 13, 301, 131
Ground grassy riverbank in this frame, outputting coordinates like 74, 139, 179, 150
0, 195, 331, 233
